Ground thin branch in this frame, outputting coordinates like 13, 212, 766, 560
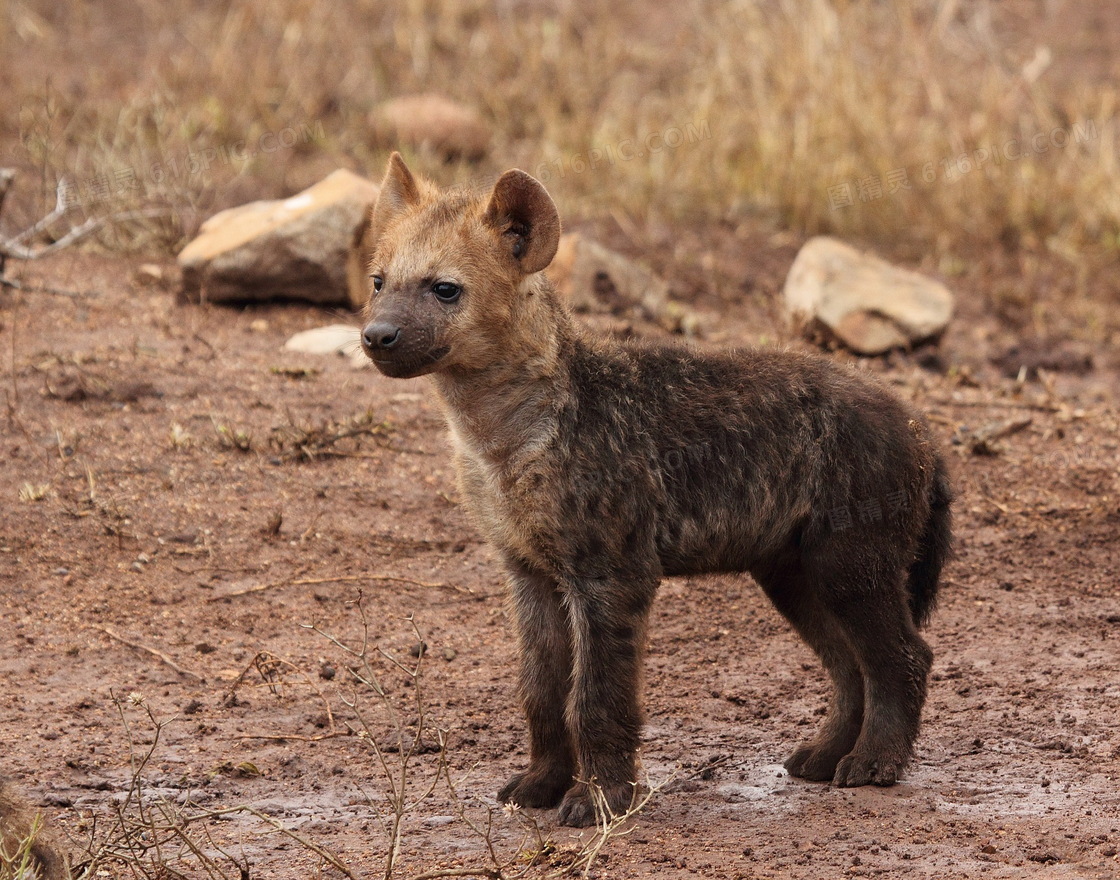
0, 276, 94, 298
927, 397, 1060, 413
239, 807, 361, 880
208, 572, 469, 602
91, 624, 205, 682
0, 174, 172, 260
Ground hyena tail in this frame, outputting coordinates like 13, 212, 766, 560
907, 455, 953, 628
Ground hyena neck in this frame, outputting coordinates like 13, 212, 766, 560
433, 277, 574, 466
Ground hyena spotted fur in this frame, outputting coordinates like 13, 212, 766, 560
359, 153, 953, 827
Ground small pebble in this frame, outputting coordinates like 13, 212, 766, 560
441, 647, 457, 661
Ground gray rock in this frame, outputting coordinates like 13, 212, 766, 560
547, 232, 699, 335
178, 170, 379, 307
782, 236, 953, 355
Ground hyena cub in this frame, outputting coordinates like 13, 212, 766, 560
360, 153, 953, 827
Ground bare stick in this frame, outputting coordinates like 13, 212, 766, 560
239, 807, 360, 880
408, 869, 502, 880
0, 276, 93, 298
1, 208, 169, 260
91, 625, 204, 682
927, 397, 1060, 413
208, 572, 469, 602
0, 175, 171, 260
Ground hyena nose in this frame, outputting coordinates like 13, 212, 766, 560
362, 322, 401, 351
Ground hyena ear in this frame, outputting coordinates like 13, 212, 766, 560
368, 152, 422, 250
483, 170, 561, 275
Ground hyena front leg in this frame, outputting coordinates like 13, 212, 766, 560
557, 577, 656, 828
498, 562, 576, 809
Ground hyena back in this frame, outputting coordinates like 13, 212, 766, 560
360, 153, 953, 827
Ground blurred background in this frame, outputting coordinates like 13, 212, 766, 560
2, 0, 1118, 325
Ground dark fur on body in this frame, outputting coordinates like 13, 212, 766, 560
361, 154, 953, 827
0, 778, 67, 879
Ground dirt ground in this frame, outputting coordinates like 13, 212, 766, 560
0, 232, 1117, 879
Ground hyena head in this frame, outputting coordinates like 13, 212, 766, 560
361, 152, 561, 378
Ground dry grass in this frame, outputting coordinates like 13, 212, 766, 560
1, 0, 1117, 266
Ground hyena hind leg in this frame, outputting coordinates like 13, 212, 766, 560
759, 578, 865, 782
830, 593, 933, 787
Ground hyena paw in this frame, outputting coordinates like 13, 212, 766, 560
831, 752, 904, 788
557, 781, 636, 828
498, 768, 571, 809
784, 744, 843, 782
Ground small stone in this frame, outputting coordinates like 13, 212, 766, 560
130, 561, 144, 573
422, 815, 455, 827
409, 641, 428, 659
441, 647, 457, 662
783, 236, 953, 355
319, 664, 336, 681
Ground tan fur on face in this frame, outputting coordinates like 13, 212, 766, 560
364, 154, 563, 379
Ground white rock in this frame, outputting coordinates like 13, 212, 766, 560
178, 170, 379, 307
283, 324, 360, 356
782, 236, 953, 355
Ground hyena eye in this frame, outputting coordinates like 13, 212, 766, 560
432, 281, 462, 304
370, 274, 384, 293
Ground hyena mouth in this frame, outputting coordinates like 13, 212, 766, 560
372, 345, 450, 378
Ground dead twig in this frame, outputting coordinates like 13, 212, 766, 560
929, 397, 1059, 413
207, 573, 470, 602
0, 276, 94, 298
966, 416, 1032, 456
90, 624, 204, 682
0, 173, 169, 261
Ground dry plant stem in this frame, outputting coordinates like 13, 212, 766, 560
222, 651, 342, 743
437, 752, 549, 879
312, 602, 446, 880
210, 572, 468, 602
562, 769, 675, 880
74, 697, 351, 879
90, 625, 204, 682
239, 808, 359, 880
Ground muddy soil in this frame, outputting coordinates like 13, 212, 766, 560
0, 244, 1117, 879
